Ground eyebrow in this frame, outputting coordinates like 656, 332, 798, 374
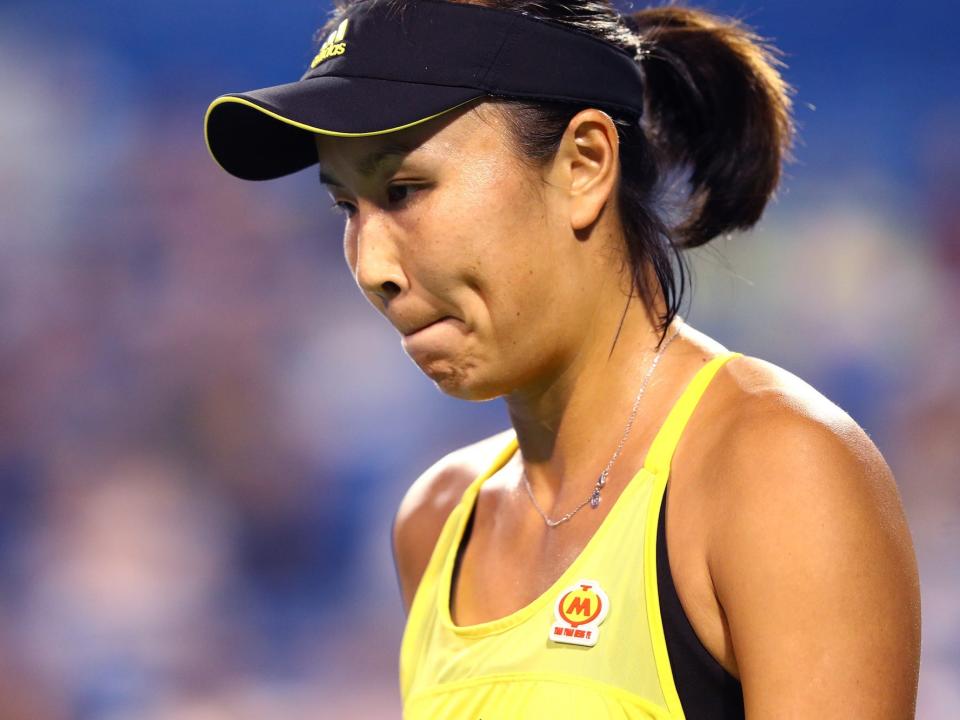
318, 138, 422, 188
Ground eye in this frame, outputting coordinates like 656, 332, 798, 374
386, 184, 415, 205
328, 184, 424, 219
329, 200, 356, 218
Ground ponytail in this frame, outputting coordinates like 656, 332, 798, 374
629, 6, 796, 247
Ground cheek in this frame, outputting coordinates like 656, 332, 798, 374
435, 166, 545, 277
397, 156, 553, 324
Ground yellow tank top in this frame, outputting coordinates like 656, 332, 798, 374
400, 351, 743, 719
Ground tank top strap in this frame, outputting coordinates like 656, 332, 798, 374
459, 431, 521, 509
420, 434, 520, 593
642, 350, 743, 478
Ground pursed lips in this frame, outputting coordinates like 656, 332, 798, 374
403, 317, 449, 337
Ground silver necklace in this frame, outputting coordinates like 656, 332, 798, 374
521, 320, 682, 528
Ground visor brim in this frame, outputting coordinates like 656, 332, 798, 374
204, 75, 487, 181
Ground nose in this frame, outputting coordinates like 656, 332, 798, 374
348, 207, 405, 305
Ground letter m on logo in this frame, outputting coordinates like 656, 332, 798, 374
566, 596, 592, 617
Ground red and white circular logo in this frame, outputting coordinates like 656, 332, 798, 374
550, 579, 610, 647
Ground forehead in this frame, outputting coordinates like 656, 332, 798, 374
313, 101, 504, 183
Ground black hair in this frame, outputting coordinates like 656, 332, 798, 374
314, 0, 796, 350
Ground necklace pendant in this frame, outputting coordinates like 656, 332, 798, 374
589, 489, 601, 509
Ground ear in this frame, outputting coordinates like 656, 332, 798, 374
552, 109, 620, 232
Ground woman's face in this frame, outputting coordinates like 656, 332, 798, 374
314, 101, 613, 401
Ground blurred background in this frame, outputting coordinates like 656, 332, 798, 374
0, 0, 957, 717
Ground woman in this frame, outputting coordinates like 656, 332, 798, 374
204, 0, 921, 717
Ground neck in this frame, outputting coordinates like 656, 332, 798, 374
504, 266, 683, 505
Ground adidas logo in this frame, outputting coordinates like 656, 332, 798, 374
310, 18, 349, 68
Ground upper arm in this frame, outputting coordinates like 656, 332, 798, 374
391, 429, 514, 615
709, 399, 921, 719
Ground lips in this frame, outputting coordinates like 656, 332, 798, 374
403, 317, 448, 337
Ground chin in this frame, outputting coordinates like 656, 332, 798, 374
421, 361, 505, 402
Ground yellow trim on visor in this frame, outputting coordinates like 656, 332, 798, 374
203, 94, 484, 178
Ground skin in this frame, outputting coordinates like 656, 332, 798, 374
314, 100, 921, 718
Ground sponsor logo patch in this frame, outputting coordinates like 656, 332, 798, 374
550, 579, 609, 647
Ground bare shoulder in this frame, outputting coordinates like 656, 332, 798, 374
706, 354, 921, 717
714, 353, 896, 472
711, 353, 915, 573
392, 428, 516, 614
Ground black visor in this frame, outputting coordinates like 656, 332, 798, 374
204, 0, 645, 181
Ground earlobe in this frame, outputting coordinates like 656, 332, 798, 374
565, 110, 619, 232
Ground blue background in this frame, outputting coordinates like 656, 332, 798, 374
0, 1, 957, 716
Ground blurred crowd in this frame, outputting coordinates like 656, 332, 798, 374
0, 2, 958, 718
